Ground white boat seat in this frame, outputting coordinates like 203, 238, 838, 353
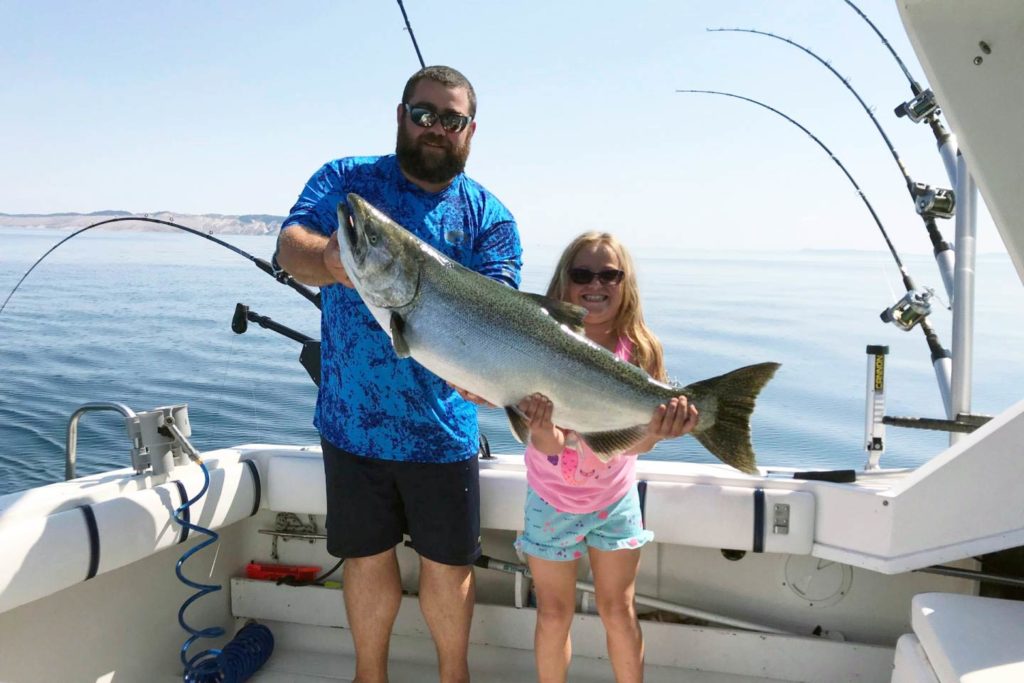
891, 592, 1024, 683
263, 452, 815, 554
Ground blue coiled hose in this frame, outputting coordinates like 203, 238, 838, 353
215, 623, 275, 682
174, 459, 273, 682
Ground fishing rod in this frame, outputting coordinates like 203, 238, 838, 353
395, 0, 426, 69
0, 216, 322, 316
709, 27, 956, 300
677, 89, 951, 404
842, 0, 958, 187
842, 0, 924, 95
844, 1, 985, 437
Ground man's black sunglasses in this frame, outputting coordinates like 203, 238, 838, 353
403, 103, 473, 133
568, 268, 625, 285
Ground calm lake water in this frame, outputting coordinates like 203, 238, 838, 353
1, 227, 1022, 494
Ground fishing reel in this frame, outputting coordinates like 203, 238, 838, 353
880, 287, 934, 331
894, 89, 939, 123
912, 182, 956, 220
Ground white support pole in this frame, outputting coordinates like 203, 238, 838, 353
949, 153, 978, 445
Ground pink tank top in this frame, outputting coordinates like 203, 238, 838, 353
523, 337, 639, 514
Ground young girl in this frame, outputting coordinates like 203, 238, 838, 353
515, 232, 698, 683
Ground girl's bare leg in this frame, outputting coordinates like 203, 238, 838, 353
589, 547, 644, 682
527, 555, 580, 683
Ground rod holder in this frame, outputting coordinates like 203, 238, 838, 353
126, 404, 193, 476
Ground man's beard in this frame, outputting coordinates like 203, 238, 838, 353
396, 125, 470, 185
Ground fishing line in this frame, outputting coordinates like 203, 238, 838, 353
709, 27, 955, 266
0, 216, 321, 316
248, 384, 264, 444
395, 0, 426, 69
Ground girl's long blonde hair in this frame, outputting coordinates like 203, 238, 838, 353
546, 232, 667, 381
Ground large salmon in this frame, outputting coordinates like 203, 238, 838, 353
336, 193, 779, 474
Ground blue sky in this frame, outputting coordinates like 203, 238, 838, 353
0, 0, 1001, 253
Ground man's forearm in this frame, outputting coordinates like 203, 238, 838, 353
276, 226, 336, 286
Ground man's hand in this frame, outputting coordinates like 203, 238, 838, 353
322, 232, 353, 288
276, 225, 352, 287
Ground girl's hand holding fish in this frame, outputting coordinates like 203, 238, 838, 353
517, 393, 698, 458
517, 393, 565, 456
633, 396, 699, 454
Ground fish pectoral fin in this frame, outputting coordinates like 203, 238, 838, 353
504, 406, 531, 444
579, 426, 649, 462
389, 312, 410, 358
525, 293, 588, 333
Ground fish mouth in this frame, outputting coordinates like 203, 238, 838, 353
339, 198, 365, 265
340, 193, 420, 310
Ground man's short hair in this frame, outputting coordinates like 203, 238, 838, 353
402, 65, 477, 118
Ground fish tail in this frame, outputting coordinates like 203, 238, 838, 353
688, 362, 780, 474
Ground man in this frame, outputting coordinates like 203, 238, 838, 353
275, 65, 521, 683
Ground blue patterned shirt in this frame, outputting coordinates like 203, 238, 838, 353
281, 155, 522, 463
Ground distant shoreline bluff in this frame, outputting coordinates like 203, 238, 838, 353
0, 211, 283, 236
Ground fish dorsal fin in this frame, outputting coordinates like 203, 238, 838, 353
524, 293, 588, 333
504, 406, 531, 444
579, 425, 649, 463
390, 312, 410, 358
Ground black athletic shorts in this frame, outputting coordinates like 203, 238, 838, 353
321, 438, 482, 566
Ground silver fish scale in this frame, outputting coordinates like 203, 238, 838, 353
397, 254, 682, 434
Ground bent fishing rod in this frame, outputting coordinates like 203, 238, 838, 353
677, 89, 950, 398
0, 216, 321, 316
677, 90, 907, 275
842, 0, 923, 96
842, 0, 958, 184
709, 26, 956, 300
842, 0, 946, 127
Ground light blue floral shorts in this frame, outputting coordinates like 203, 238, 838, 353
515, 486, 654, 561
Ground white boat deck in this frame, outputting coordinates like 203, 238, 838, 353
225, 581, 896, 683
236, 621, 783, 683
